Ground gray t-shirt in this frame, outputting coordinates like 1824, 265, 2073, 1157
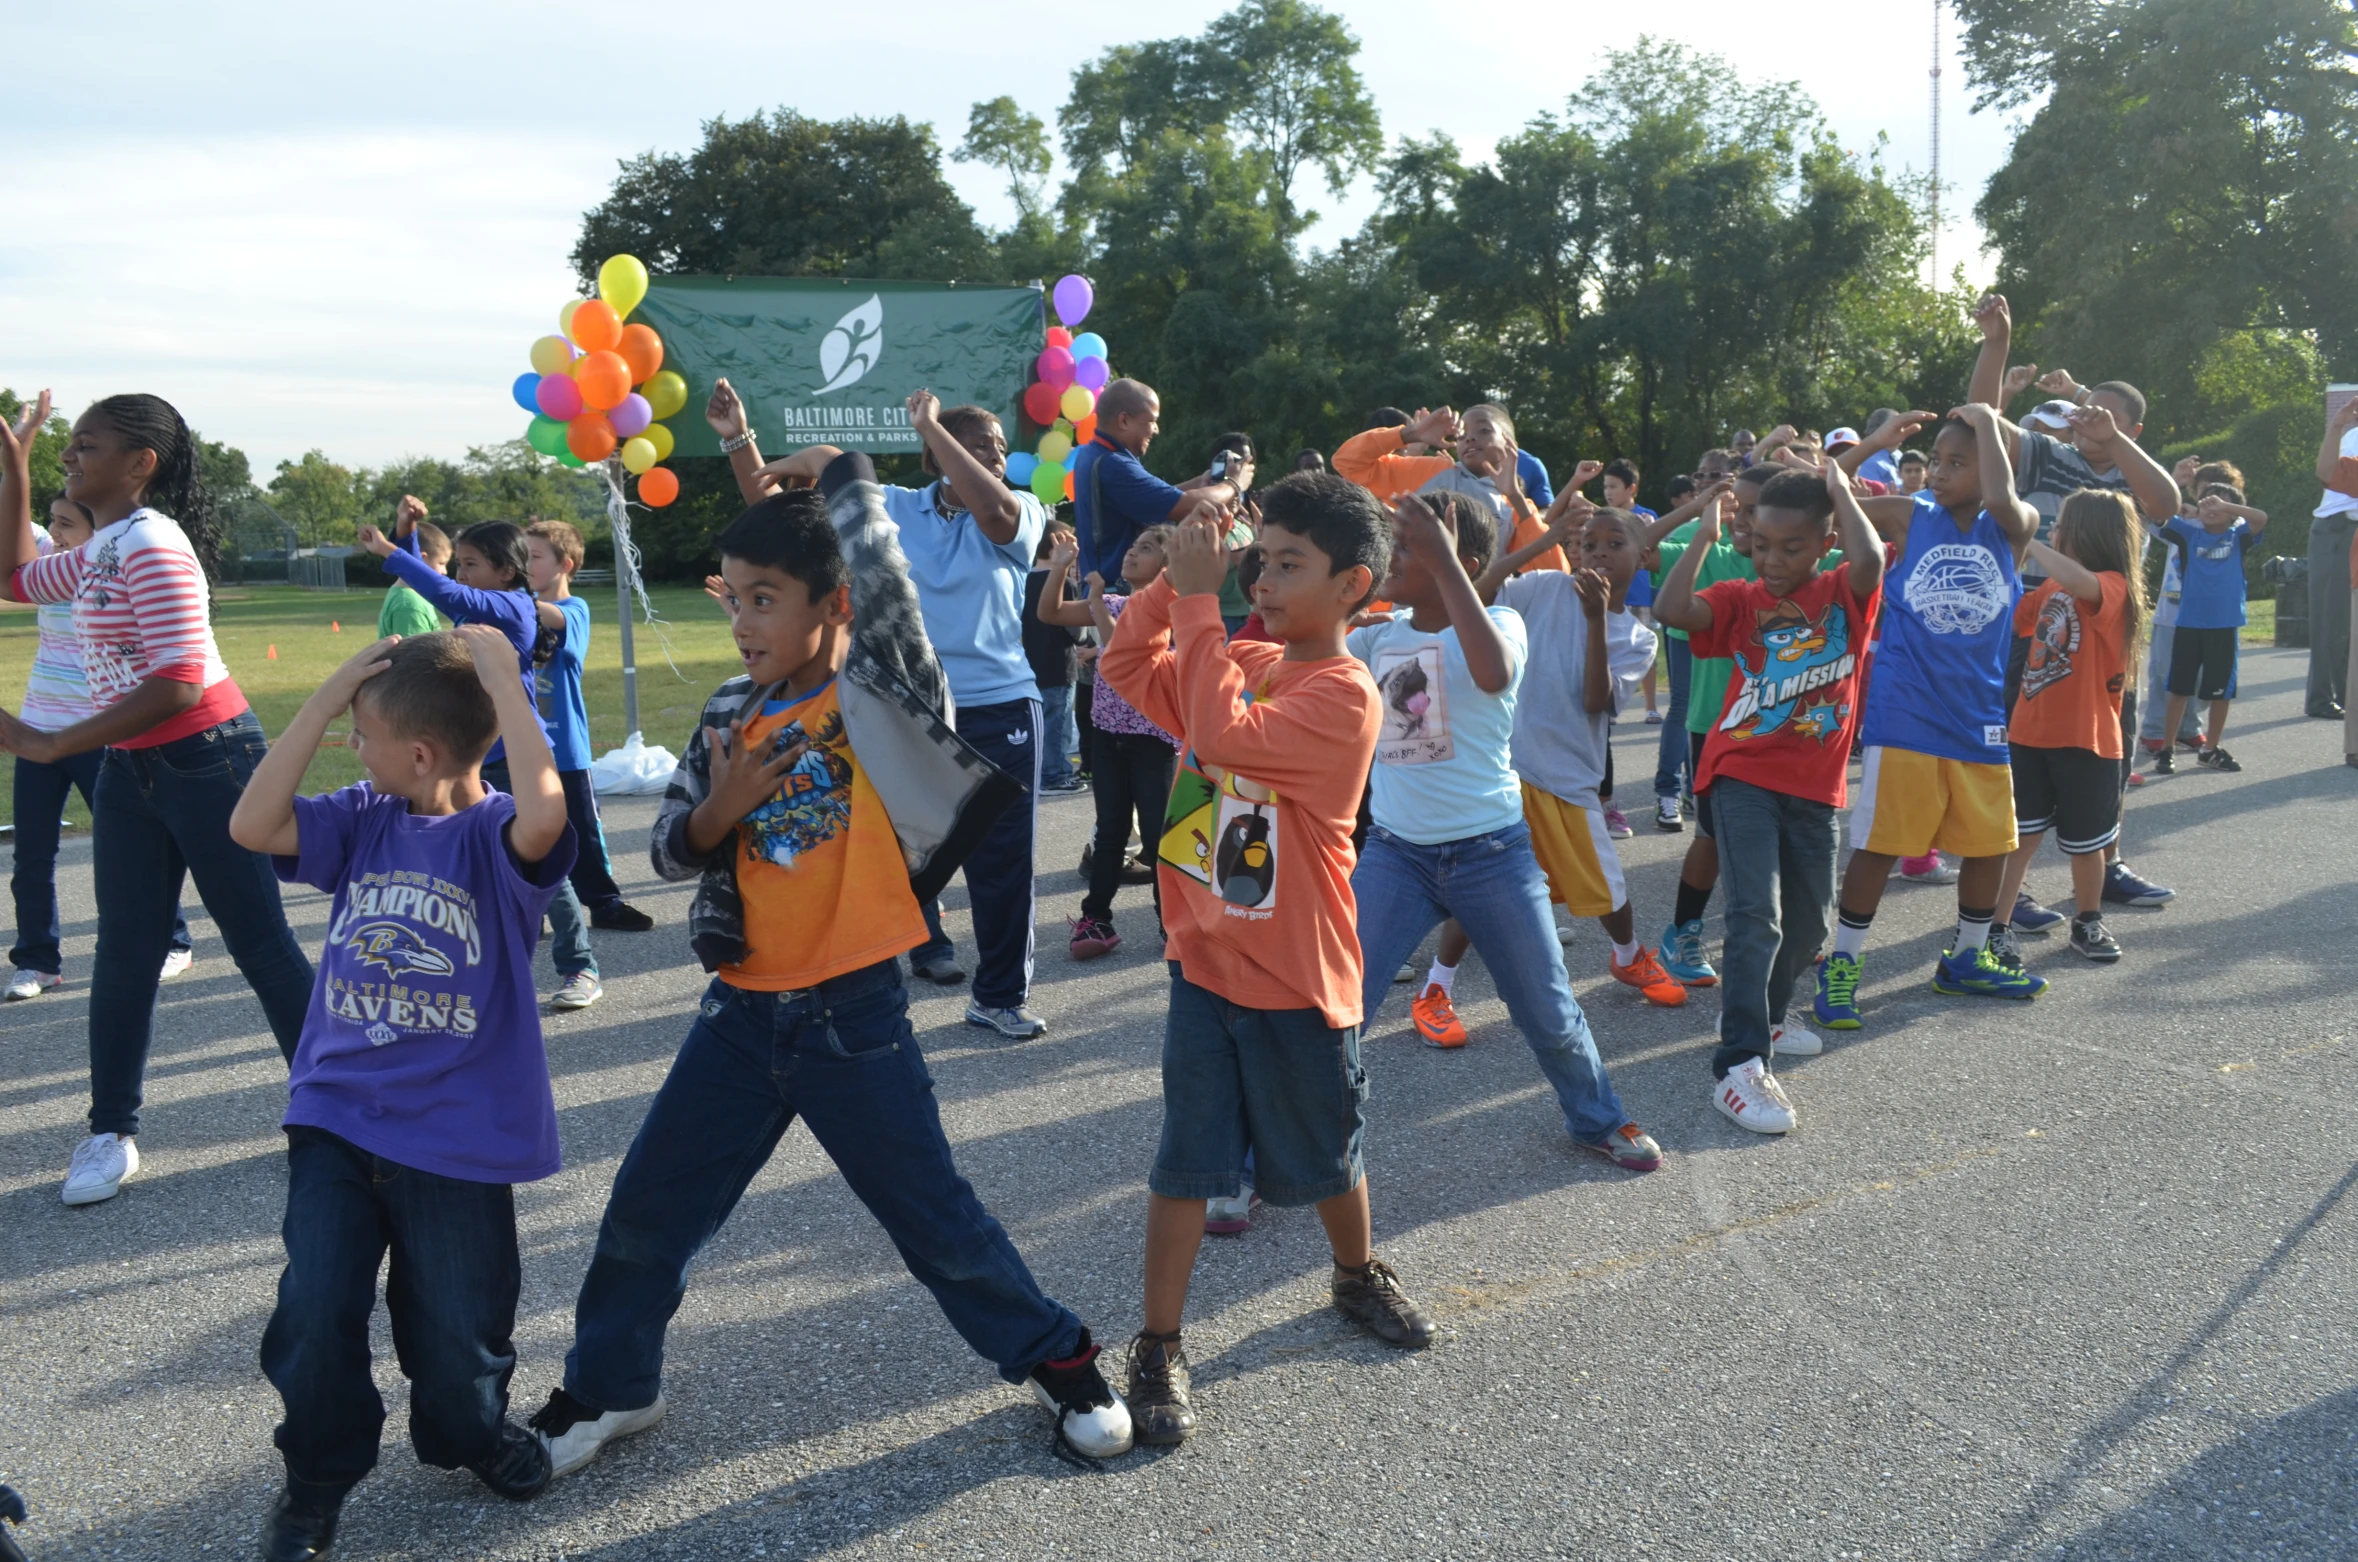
2015, 428, 2131, 580
1497, 572, 1658, 803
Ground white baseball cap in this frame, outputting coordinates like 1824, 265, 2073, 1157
2025, 399, 2077, 432
1823, 427, 1861, 451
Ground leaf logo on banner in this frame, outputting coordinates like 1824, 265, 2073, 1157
816, 294, 884, 394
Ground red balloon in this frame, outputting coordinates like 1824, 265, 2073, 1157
1046, 326, 1073, 349
638, 466, 680, 507
574, 350, 632, 411
566, 414, 617, 463
1022, 382, 1063, 426
1035, 346, 1077, 389
570, 299, 622, 352
617, 323, 665, 385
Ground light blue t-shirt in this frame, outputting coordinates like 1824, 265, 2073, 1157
1861, 493, 2021, 763
882, 482, 1047, 709
1346, 606, 1528, 845
533, 596, 593, 772
2160, 515, 2257, 629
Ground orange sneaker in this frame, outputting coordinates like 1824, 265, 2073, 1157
1610, 946, 1688, 1007
1410, 984, 1468, 1048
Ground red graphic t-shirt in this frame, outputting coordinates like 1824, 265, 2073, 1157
1690, 567, 1882, 807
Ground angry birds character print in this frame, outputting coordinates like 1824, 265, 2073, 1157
741, 707, 855, 870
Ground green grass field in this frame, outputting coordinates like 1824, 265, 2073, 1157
0, 583, 743, 828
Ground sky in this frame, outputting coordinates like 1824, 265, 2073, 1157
5, 1, 2025, 472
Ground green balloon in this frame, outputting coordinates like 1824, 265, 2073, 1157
1029, 461, 1066, 504
558, 447, 587, 468
526, 415, 569, 457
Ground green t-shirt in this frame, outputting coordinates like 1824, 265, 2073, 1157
1215, 516, 1258, 620
1654, 532, 1757, 735
378, 583, 443, 639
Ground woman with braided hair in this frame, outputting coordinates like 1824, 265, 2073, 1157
0, 391, 315, 1206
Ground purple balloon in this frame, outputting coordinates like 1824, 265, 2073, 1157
609, 393, 653, 438
1052, 273, 1094, 327
1075, 355, 1109, 392
535, 373, 583, 421
1036, 346, 1077, 389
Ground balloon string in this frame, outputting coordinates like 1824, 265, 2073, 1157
600, 466, 693, 684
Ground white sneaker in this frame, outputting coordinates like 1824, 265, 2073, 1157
1394, 961, 1417, 984
1712, 1058, 1795, 1135
1204, 1187, 1258, 1234
62, 1133, 140, 1205
159, 949, 194, 981
549, 973, 603, 1011
1554, 910, 1576, 946
527, 1389, 666, 1478
1026, 1343, 1134, 1460
5, 969, 62, 1001
1770, 1020, 1823, 1057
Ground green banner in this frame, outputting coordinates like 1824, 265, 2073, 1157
634, 277, 1046, 458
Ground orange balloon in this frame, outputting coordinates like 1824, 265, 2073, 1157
1063, 469, 1076, 500
617, 323, 665, 385
638, 466, 680, 507
566, 414, 617, 462
570, 299, 622, 352
1072, 414, 1097, 446
574, 350, 632, 411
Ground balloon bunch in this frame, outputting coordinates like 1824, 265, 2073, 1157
1005, 274, 1107, 505
509, 254, 688, 507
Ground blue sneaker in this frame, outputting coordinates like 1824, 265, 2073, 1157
1658, 919, 1718, 987
1813, 952, 1863, 1029
1931, 944, 2048, 1000
2011, 890, 2066, 936
2102, 861, 2174, 907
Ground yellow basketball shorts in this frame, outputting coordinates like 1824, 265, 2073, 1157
1849, 745, 2018, 859
1520, 783, 1627, 918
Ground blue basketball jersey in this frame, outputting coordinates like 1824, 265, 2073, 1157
1862, 493, 2022, 763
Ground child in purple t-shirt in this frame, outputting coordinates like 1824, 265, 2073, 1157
228, 624, 579, 1554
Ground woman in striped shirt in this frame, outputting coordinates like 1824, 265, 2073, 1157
0, 391, 316, 1208
4, 498, 195, 1001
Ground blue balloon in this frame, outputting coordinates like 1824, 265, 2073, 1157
1005, 452, 1039, 485
1063, 449, 1079, 470
1070, 332, 1108, 360
511, 372, 542, 413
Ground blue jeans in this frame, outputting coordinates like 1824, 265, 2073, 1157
480, 758, 595, 981
10, 751, 187, 974
1707, 779, 1837, 1077
911, 698, 1039, 1008
90, 712, 314, 1138
1654, 638, 1692, 798
262, 1125, 521, 1493
1151, 969, 1366, 1205
563, 962, 1082, 1411
1039, 682, 1078, 788
557, 767, 626, 914
1352, 823, 1631, 1143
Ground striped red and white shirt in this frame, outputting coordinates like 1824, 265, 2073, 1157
13, 508, 246, 748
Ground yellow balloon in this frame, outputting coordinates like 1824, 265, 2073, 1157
620, 436, 659, 475
559, 299, 583, 338
598, 254, 650, 321
644, 422, 675, 461
529, 335, 574, 377
1036, 431, 1073, 466
1060, 384, 1096, 423
643, 370, 689, 420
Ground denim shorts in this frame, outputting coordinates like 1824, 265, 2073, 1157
1149, 967, 1367, 1206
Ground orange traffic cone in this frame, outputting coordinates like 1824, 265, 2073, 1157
331, 620, 341, 633
267, 644, 278, 659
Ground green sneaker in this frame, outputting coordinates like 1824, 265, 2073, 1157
1931, 943, 2048, 1000
1812, 952, 1863, 1029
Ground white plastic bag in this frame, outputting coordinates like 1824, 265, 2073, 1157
590, 732, 679, 796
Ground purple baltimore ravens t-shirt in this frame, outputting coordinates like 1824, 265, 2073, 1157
276, 783, 577, 1183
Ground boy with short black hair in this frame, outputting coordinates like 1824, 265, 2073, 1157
532, 452, 1133, 1475
227, 627, 582, 1558
1099, 470, 1429, 1448
2153, 483, 2267, 774
1657, 464, 1884, 1133
525, 519, 654, 932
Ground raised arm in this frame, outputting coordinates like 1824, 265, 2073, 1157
2197, 492, 2268, 536
359, 523, 525, 626
1096, 573, 1187, 740
1839, 411, 1935, 477
707, 378, 791, 506
458, 623, 567, 861
1966, 293, 2013, 412
1035, 535, 1095, 627
230, 638, 397, 857
2021, 539, 2102, 603
1952, 402, 2038, 555
1650, 491, 1726, 635
2064, 403, 2179, 522
1637, 478, 1730, 548
1827, 457, 1886, 601
1574, 569, 1614, 714
1476, 489, 1591, 597
1395, 495, 1511, 693
0, 390, 53, 600
908, 389, 1019, 543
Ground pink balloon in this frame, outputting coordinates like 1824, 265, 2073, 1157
534, 373, 584, 421
1075, 355, 1110, 392
609, 393, 653, 438
1036, 346, 1077, 389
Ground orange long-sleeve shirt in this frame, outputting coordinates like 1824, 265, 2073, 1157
1099, 579, 1381, 1028
1330, 426, 1568, 574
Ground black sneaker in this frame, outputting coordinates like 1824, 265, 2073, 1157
910, 953, 966, 986
1332, 1258, 1437, 1349
2070, 913, 2122, 963
2195, 745, 2241, 773
468, 1420, 552, 1500
1987, 922, 2026, 971
260, 1483, 345, 1562
590, 902, 656, 932
2150, 747, 2175, 775
1124, 1331, 1195, 1446
1027, 1330, 1134, 1459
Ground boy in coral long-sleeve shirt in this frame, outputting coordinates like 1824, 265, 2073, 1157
1100, 473, 1433, 1450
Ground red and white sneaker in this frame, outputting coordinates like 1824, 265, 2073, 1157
1712, 1057, 1795, 1134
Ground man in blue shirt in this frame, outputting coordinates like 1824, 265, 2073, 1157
1071, 379, 1242, 586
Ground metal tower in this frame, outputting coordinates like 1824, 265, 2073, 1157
1929, 0, 1944, 285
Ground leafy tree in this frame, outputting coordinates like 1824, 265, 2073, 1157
268, 451, 362, 548
955, 97, 1054, 221
1199, 0, 1383, 227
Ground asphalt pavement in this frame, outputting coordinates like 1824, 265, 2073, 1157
1, 645, 2353, 1561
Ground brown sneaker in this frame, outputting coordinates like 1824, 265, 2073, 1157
1332, 1258, 1437, 1349
1124, 1331, 1195, 1446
